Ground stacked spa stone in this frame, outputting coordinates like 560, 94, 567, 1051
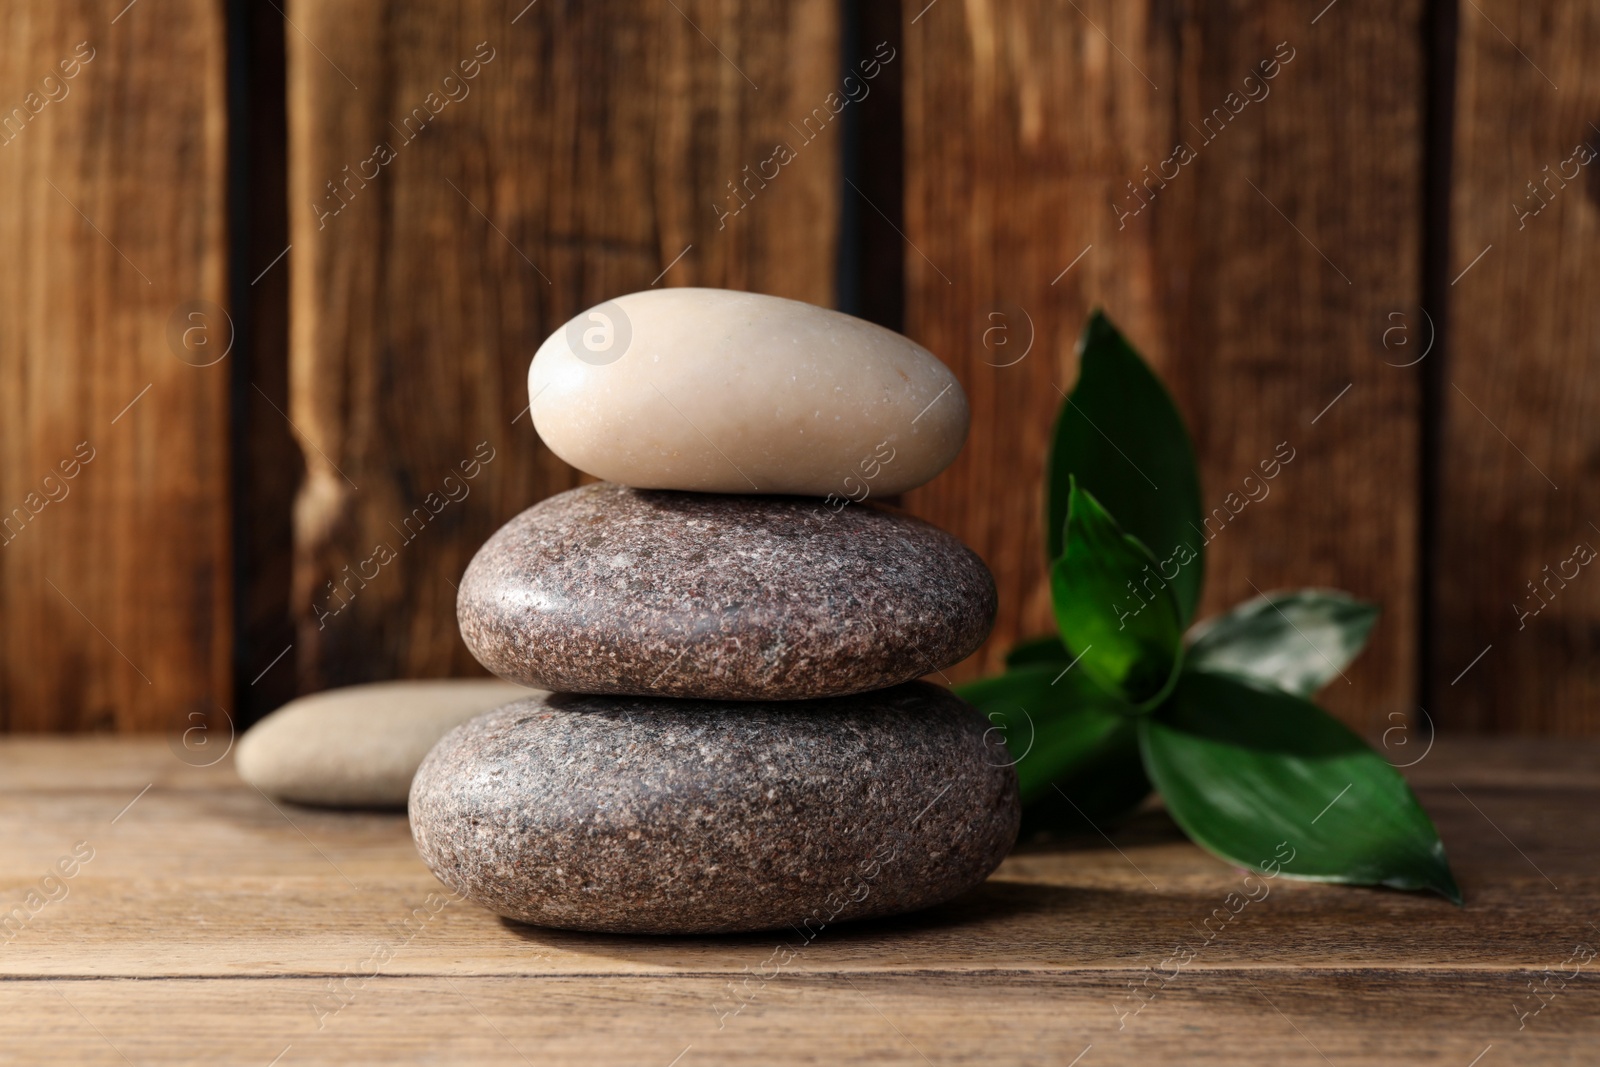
410, 288, 1020, 935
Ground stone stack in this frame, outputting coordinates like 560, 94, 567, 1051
409, 288, 1020, 935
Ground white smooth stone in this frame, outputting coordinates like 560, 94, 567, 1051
528, 288, 968, 496
235, 679, 535, 809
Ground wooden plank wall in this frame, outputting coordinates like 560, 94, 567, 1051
0, 0, 231, 731
1437, 1, 1600, 733
284, 0, 840, 692
900, 0, 1425, 733
4, 0, 1598, 734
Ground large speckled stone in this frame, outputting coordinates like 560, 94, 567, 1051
409, 684, 1020, 934
528, 288, 968, 496
457, 483, 996, 700
236, 680, 536, 808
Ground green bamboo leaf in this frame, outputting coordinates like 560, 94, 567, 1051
1138, 671, 1460, 903
1187, 589, 1380, 697
1004, 635, 1070, 669
1045, 311, 1204, 622
1017, 720, 1151, 838
1051, 482, 1183, 706
957, 664, 1130, 804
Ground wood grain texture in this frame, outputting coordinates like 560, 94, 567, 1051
0, 1, 230, 731
1435, 2, 1600, 731
7, 972, 1596, 1066
286, 0, 840, 692
899, 1, 1426, 732
0, 736, 1595, 1065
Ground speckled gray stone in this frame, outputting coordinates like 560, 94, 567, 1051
456, 483, 996, 700
408, 683, 1020, 934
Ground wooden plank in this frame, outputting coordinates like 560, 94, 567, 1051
1435, 2, 1600, 731
0, 738, 1590, 979
1, 737, 1597, 1064
899, 1, 1425, 732
3, 970, 1592, 1066
285, 0, 840, 691
0, 1, 230, 731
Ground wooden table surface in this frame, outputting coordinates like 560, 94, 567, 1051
0, 734, 1594, 1066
